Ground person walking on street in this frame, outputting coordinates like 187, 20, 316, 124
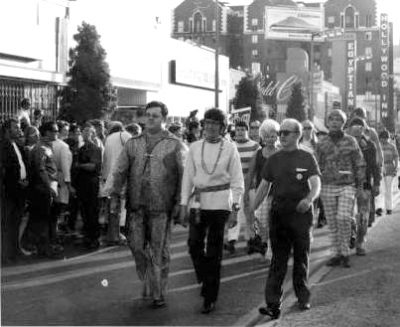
111, 101, 186, 309
245, 119, 280, 260
224, 119, 260, 254
347, 117, 381, 255
376, 130, 399, 216
316, 109, 365, 268
253, 119, 321, 319
76, 123, 102, 250
179, 108, 244, 314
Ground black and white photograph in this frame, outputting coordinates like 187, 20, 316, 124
1, 0, 400, 326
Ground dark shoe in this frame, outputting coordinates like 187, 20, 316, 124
341, 256, 351, 268
259, 306, 280, 319
356, 248, 366, 256
298, 302, 311, 310
224, 240, 236, 254
151, 298, 166, 309
201, 301, 215, 314
375, 208, 383, 216
326, 256, 342, 267
387, 210, 392, 215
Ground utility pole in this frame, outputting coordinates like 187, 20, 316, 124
214, 0, 219, 108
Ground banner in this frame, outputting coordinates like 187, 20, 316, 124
345, 39, 356, 110
380, 13, 389, 119
230, 107, 251, 124
265, 6, 323, 41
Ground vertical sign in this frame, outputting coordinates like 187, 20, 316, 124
346, 40, 356, 111
380, 13, 389, 120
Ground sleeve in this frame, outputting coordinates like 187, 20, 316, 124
174, 141, 188, 205
111, 141, 132, 196
370, 143, 381, 186
306, 152, 321, 178
393, 144, 399, 162
61, 145, 72, 183
180, 146, 195, 206
35, 147, 51, 189
370, 128, 383, 166
92, 146, 102, 175
351, 139, 366, 189
315, 143, 324, 174
229, 145, 245, 204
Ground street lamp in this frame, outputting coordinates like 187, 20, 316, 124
215, 0, 219, 108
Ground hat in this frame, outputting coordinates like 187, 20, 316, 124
349, 117, 366, 128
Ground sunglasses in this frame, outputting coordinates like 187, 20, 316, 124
278, 130, 298, 137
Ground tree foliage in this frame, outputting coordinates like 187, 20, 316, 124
59, 22, 115, 122
285, 81, 307, 122
233, 74, 263, 121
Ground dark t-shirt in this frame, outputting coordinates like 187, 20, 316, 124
261, 149, 321, 200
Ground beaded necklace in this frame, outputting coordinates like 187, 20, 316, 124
201, 139, 224, 175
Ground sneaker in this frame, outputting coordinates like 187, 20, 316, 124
341, 255, 351, 268
386, 210, 392, 215
356, 248, 366, 256
224, 240, 236, 254
326, 256, 342, 266
375, 208, 383, 216
259, 306, 280, 319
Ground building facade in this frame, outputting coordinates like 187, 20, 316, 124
0, 0, 69, 121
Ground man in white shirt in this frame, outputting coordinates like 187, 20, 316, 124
179, 108, 244, 314
1, 118, 28, 264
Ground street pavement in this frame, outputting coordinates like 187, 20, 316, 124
1, 191, 399, 326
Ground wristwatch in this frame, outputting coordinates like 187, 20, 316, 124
232, 203, 240, 212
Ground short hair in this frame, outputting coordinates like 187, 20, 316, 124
328, 109, 347, 123
20, 98, 30, 108
39, 121, 57, 137
33, 109, 43, 118
352, 107, 367, 119
204, 108, 227, 129
250, 120, 261, 128
234, 119, 249, 130
145, 101, 168, 118
349, 117, 366, 128
379, 130, 390, 139
2, 118, 19, 131
259, 119, 280, 140
69, 123, 80, 134
90, 119, 104, 128
82, 122, 95, 130
188, 120, 200, 131
126, 123, 142, 136
24, 125, 39, 138
301, 119, 315, 130
107, 121, 123, 134
281, 118, 302, 134
57, 120, 69, 131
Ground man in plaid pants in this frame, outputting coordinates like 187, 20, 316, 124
315, 110, 365, 268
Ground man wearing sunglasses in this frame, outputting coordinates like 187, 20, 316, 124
253, 119, 321, 319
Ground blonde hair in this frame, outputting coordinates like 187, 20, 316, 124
259, 119, 280, 141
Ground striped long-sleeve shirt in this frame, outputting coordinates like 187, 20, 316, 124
235, 139, 260, 176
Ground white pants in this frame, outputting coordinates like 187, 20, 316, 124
377, 176, 395, 211
227, 190, 255, 242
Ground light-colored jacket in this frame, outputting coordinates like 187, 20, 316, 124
52, 138, 72, 204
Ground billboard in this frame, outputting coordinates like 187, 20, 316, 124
265, 6, 324, 41
380, 13, 389, 119
345, 39, 357, 110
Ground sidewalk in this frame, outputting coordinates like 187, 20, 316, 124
260, 205, 400, 327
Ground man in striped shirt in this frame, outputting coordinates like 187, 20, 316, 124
225, 119, 260, 254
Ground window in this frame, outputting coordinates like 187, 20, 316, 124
212, 19, 216, 32
328, 16, 335, 24
345, 7, 355, 28
252, 18, 258, 26
365, 62, 372, 72
366, 14, 372, 27
252, 49, 258, 57
251, 35, 258, 43
178, 21, 184, 33
365, 47, 372, 57
194, 12, 203, 33
365, 32, 372, 41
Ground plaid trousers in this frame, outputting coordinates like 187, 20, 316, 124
321, 185, 356, 257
